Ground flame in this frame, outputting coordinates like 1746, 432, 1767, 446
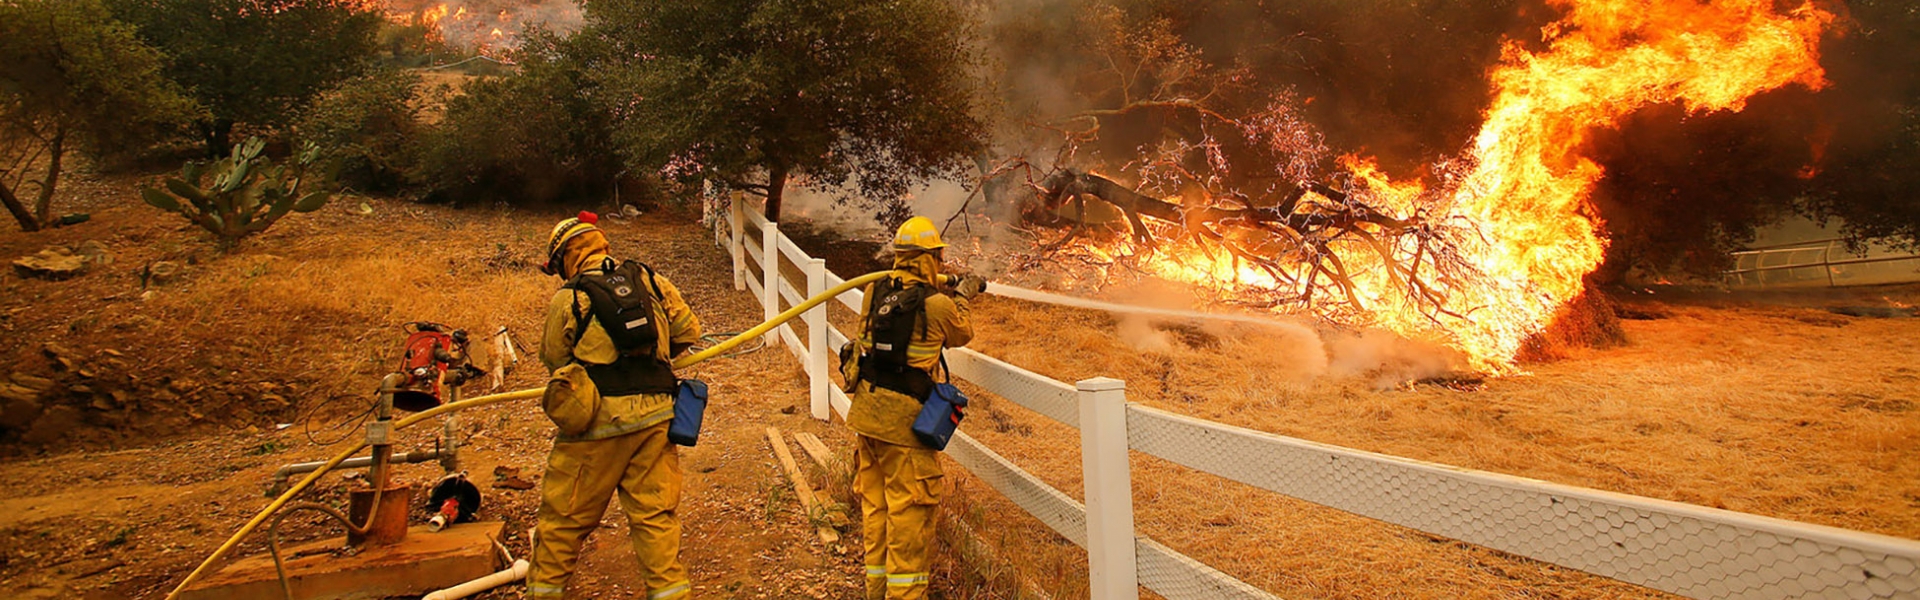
360, 0, 579, 55
1096, 0, 1833, 368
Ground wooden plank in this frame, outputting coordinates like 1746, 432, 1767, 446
794, 432, 835, 473
764, 427, 840, 545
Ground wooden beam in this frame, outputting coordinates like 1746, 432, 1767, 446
793, 432, 835, 473
764, 427, 839, 545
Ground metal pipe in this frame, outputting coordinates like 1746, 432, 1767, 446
265, 449, 450, 496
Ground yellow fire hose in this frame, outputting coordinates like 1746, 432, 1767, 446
163, 270, 890, 600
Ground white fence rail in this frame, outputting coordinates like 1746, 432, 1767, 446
713, 193, 1920, 599
1725, 238, 1920, 289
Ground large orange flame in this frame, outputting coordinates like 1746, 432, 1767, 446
1434, 0, 1832, 364
1119, 0, 1832, 369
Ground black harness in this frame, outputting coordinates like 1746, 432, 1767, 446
860, 276, 936, 400
566, 259, 677, 396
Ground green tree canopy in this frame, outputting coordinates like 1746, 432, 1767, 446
582, 0, 988, 221
0, 0, 199, 231
106, 0, 382, 155
410, 29, 624, 205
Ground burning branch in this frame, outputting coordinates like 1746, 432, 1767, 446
1013, 167, 1468, 322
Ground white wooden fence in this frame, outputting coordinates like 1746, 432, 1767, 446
713, 194, 1920, 599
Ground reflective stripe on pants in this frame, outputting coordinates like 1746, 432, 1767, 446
856, 434, 943, 600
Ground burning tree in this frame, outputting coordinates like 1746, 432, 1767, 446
962, 0, 1836, 368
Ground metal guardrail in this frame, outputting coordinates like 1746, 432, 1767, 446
1725, 239, 1920, 289
716, 192, 1920, 599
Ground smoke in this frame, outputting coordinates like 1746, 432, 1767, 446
1110, 313, 1458, 388
1116, 314, 1177, 354
1324, 329, 1462, 389
1092, 280, 1456, 387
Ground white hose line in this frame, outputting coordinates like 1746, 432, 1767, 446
990, 283, 1317, 334
421, 559, 530, 600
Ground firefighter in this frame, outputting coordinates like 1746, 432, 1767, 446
846, 216, 984, 600
529, 211, 702, 600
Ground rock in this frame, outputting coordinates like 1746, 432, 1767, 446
89, 396, 116, 411
495, 475, 537, 490
146, 261, 182, 285
168, 378, 200, 393
70, 384, 95, 395
259, 394, 289, 411
10, 373, 54, 392
0, 383, 40, 403
77, 241, 112, 267
42, 342, 77, 371
1, 396, 44, 430
21, 405, 81, 445
13, 247, 88, 280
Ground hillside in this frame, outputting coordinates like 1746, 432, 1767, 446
1, 172, 1915, 599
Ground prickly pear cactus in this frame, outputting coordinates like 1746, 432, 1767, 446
140, 137, 331, 249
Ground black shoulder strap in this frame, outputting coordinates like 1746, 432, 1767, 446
565, 276, 588, 336
637, 261, 664, 300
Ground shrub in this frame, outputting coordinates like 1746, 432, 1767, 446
295, 69, 422, 193
408, 30, 621, 205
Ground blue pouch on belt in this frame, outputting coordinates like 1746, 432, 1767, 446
670, 379, 708, 447
911, 355, 966, 451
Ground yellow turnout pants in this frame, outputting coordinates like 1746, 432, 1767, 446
855, 434, 944, 600
528, 422, 691, 599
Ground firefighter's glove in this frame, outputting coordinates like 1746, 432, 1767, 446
953, 275, 987, 300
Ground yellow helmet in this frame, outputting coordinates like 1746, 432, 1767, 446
891, 216, 947, 251
540, 211, 601, 276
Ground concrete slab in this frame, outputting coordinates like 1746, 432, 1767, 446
179, 521, 506, 600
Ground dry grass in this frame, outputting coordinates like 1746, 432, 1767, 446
921, 288, 1920, 599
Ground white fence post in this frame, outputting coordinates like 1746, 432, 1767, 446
760, 221, 781, 349
729, 192, 745, 291
805, 257, 829, 420
1078, 377, 1137, 599
709, 182, 724, 248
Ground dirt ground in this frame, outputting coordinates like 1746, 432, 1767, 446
2, 168, 1916, 599
0, 171, 871, 599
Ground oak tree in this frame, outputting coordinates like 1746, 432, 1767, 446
107, 0, 382, 155
0, 0, 198, 231
582, 0, 988, 221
